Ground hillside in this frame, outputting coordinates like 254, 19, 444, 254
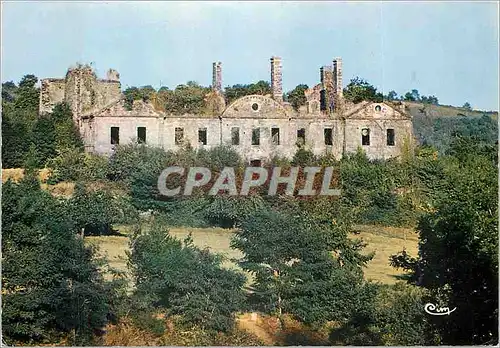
405, 101, 498, 119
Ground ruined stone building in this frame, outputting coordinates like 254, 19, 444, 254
39, 57, 413, 163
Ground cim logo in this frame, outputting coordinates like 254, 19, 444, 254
424, 303, 457, 316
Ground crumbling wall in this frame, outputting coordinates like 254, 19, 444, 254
39, 79, 66, 114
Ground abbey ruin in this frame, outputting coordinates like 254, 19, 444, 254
39, 57, 413, 162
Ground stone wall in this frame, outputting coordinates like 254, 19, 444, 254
40, 65, 121, 121
39, 79, 66, 115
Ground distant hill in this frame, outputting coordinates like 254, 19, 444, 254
404, 101, 498, 119
405, 102, 498, 153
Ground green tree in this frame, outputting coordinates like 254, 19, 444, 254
29, 116, 57, 168
392, 139, 498, 345
51, 103, 83, 152
1, 176, 118, 345
286, 84, 308, 110
128, 222, 246, 333
329, 283, 440, 345
231, 209, 372, 326
1, 75, 40, 168
343, 77, 383, 104
386, 90, 398, 101
462, 102, 472, 110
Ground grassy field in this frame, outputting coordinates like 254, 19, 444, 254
86, 224, 418, 284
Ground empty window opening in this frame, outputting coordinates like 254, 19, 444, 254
175, 127, 184, 145
231, 127, 240, 145
137, 127, 146, 144
387, 128, 395, 146
198, 128, 207, 145
271, 127, 280, 145
111, 127, 120, 145
361, 128, 370, 146
250, 159, 262, 167
252, 128, 260, 145
297, 128, 306, 145
324, 128, 333, 145
375, 105, 382, 112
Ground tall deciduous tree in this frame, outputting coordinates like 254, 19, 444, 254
343, 77, 383, 104
231, 209, 373, 326
391, 138, 498, 345
1, 176, 118, 345
128, 222, 246, 332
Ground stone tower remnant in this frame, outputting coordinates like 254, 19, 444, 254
320, 65, 334, 112
270, 56, 283, 102
106, 69, 120, 81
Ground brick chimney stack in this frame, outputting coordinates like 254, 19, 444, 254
270, 56, 283, 102
333, 57, 343, 97
212, 62, 222, 92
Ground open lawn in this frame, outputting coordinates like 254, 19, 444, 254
86, 224, 418, 284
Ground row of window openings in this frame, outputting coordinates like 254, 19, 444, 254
110, 127, 395, 147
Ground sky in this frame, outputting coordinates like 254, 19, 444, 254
2, 1, 499, 111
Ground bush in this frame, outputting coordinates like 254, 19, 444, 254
232, 209, 373, 326
65, 183, 137, 235
329, 283, 440, 345
128, 222, 246, 332
1, 176, 120, 345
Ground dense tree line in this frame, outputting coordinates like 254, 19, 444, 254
2, 77, 82, 169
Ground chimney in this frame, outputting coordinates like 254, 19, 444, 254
270, 56, 283, 102
107, 68, 120, 82
212, 62, 222, 92
333, 57, 343, 97
320, 66, 334, 112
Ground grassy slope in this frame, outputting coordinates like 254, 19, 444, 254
405, 101, 498, 119
86, 224, 418, 285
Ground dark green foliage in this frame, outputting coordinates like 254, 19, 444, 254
2, 81, 18, 102
291, 148, 317, 166
28, 103, 83, 169
339, 149, 415, 226
163, 82, 211, 115
286, 84, 308, 110
391, 139, 498, 345
204, 195, 266, 228
47, 150, 110, 183
2, 78, 84, 169
330, 283, 440, 345
65, 183, 138, 236
420, 95, 439, 105
51, 103, 83, 152
1, 177, 118, 345
232, 209, 372, 326
224, 81, 272, 105
385, 90, 398, 101
128, 223, 246, 332
343, 77, 383, 104
29, 116, 57, 167
2, 76, 40, 168
413, 113, 497, 153
1, 112, 30, 168
123, 86, 156, 110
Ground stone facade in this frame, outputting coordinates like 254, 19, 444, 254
39, 57, 413, 162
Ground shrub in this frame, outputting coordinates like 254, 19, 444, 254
128, 222, 246, 332
1, 176, 120, 345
